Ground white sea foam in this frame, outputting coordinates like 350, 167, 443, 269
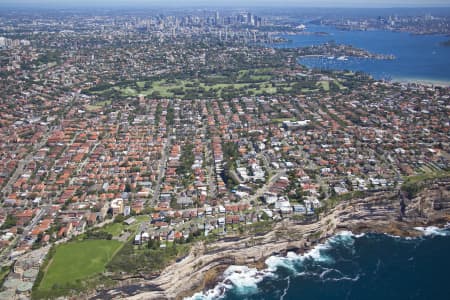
223, 265, 267, 293
382, 232, 417, 240
305, 242, 335, 263
265, 254, 299, 273
187, 227, 449, 299
320, 267, 360, 282
335, 230, 355, 238
319, 267, 336, 279
264, 231, 364, 275
264, 245, 334, 275
414, 226, 450, 236
332, 230, 365, 240
280, 276, 290, 300
384, 225, 450, 240
185, 265, 271, 300
331, 273, 360, 282
188, 289, 223, 300
186, 231, 361, 299
384, 233, 404, 239
329, 230, 356, 248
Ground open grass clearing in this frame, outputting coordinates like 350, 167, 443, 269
85, 100, 111, 111
317, 80, 330, 91
334, 80, 347, 90
101, 223, 124, 237
84, 68, 322, 99
98, 215, 150, 237
403, 170, 450, 184
272, 117, 297, 123
136, 81, 146, 88
37, 240, 122, 293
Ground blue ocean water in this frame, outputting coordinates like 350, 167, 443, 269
273, 25, 450, 83
189, 227, 450, 300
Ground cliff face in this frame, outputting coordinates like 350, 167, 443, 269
118, 179, 450, 300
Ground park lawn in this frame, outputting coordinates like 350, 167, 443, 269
140, 80, 177, 97
105, 70, 283, 99
272, 117, 297, 123
85, 100, 111, 111
248, 85, 277, 95
250, 75, 272, 81
121, 87, 138, 96
101, 216, 149, 237
333, 79, 347, 90
101, 223, 124, 237
114, 86, 136, 96
95, 99, 111, 106
135, 215, 150, 222
301, 88, 318, 93
418, 165, 434, 173
317, 80, 330, 91
237, 69, 249, 78
38, 240, 122, 292
205, 74, 229, 81
141, 80, 271, 97
238, 68, 273, 78
85, 105, 104, 112
197, 82, 253, 91
0, 266, 10, 286
252, 67, 274, 74
403, 170, 450, 184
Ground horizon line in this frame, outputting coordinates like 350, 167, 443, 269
1, 3, 450, 9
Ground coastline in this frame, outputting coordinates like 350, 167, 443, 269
188, 225, 450, 300
95, 177, 450, 300
392, 77, 450, 87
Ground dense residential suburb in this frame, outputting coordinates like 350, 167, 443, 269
0, 8, 449, 299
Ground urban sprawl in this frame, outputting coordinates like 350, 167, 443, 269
0, 9, 449, 299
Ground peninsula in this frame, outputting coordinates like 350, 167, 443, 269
296, 42, 395, 60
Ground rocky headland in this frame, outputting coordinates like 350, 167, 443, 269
89, 177, 449, 300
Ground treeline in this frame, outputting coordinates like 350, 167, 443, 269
85, 231, 113, 240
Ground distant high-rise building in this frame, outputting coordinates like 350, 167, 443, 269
215, 11, 220, 25
256, 16, 262, 27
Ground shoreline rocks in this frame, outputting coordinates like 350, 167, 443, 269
89, 179, 449, 300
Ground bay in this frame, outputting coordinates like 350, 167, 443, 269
273, 25, 450, 84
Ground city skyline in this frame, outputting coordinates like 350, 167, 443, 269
1, 0, 450, 8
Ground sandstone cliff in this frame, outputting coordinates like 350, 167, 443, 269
103, 178, 450, 300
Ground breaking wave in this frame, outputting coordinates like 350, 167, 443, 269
186, 231, 364, 300
187, 265, 271, 300
186, 227, 450, 300
414, 225, 450, 236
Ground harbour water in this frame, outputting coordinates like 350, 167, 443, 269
189, 227, 450, 300
273, 25, 450, 84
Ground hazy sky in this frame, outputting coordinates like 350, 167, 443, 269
1, 0, 449, 8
